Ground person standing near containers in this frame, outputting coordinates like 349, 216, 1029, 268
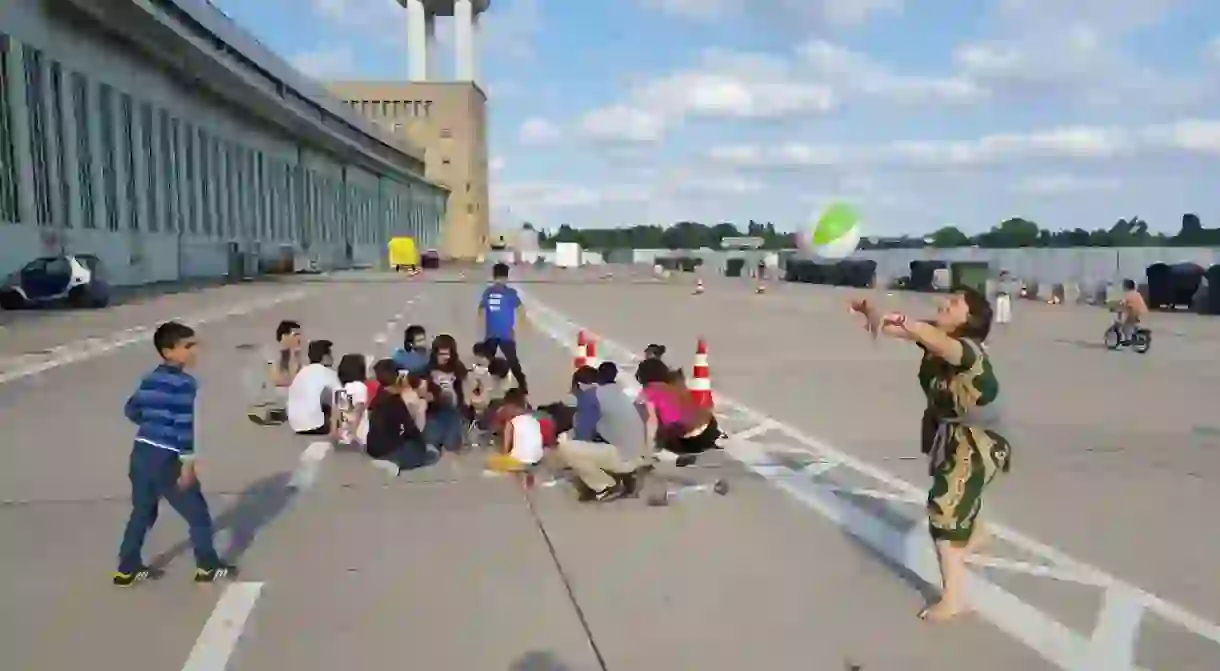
478, 263, 528, 394
993, 270, 1018, 325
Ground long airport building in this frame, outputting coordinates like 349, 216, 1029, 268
0, 0, 455, 287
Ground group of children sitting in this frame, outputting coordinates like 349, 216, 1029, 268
483, 342, 726, 502
244, 322, 723, 503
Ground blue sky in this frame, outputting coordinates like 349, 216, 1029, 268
210, 0, 1220, 236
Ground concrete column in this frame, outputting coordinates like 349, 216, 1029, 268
38, 57, 66, 233
424, 12, 438, 80
58, 65, 82, 231
406, 0, 428, 81
455, 0, 475, 82
6, 41, 37, 228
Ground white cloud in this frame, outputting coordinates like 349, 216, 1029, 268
493, 167, 767, 222
950, 1, 1203, 107
494, 181, 653, 220
290, 45, 357, 79
708, 119, 1220, 169
799, 40, 984, 104
518, 117, 562, 144
575, 48, 839, 143
642, 0, 903, 28
1013, 174, 1121, 195
490, 155, 505, 173
579, 105, 670, 144
570, 39, 1016, 144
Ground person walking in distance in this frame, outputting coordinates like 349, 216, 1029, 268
114, 321, 237, 586
478, 262, 528, 394
849, 289, 1010, 622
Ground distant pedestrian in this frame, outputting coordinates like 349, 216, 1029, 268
478, 262, 528, 393
994, 271, 1017, 325
114, 321, 237, 586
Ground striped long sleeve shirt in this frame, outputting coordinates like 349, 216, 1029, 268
123, 363, 198, 461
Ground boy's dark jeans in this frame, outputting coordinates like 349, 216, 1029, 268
383, 439, 439, 470
118, 441, 220, 573
484, 337, 528, 394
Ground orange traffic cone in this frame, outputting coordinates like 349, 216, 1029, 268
584, 335, 599, 368
689, 337, 713, 408
573, 331, 588, 369
693, 279, 705, 295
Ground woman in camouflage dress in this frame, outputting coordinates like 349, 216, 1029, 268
850, 287, 1011, 622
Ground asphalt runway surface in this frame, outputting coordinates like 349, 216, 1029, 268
1, 266, 1217, 670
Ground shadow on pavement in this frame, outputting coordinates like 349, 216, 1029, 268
507, 650, 576, 671
760, 447, 940, 605
1052, 338, 1112, 351
149, 471, 296, 568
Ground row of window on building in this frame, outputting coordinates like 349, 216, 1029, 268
0, 34, 442, 249
347, 99, 434, 119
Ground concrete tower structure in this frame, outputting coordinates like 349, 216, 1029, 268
401, 0, 490, 83
328, 0, 492, 260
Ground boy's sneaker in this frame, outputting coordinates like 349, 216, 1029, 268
113, 565, 165, 586
594, 481, 626, 502
247, 409, 286, 426
675, 454, 698, 468
194, 564, 239, 583
575, 483, 598, 502
371, 460, 402, 477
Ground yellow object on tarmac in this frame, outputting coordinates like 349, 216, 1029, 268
388, 237, 419, 270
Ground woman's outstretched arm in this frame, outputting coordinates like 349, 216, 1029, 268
884, 314, 967, 366
849, 299, 916, 341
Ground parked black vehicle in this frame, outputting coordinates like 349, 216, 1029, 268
0, 254, 111, 310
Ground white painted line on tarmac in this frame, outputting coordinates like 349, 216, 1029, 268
180, 581, 264, 671
521, 292, 1220, 670
1087, 587, 1145, 669
800, 460, 839, 478
288, 441, 332, 490
731, 422, 777, 441
824, 486, 921, 504
0, 290, 309, 386
968, 555, 1108, 586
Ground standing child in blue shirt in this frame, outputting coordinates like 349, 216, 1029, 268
114, 321, 237, 586
478, 263, 528, 394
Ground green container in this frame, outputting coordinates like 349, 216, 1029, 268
951, 261, 990, 294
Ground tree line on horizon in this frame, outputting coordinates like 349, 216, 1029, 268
521, 214, 1219, 251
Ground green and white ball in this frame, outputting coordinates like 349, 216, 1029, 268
803, 202, 862, 259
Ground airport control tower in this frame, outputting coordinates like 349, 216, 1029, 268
330, 0, 493, 260
399, 0, 492, 82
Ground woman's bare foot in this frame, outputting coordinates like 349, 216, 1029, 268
918, 599, 967, 623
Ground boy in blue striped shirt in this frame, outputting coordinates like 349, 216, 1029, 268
114, 321, 237, 586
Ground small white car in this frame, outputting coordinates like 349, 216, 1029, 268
0, 254, 111, 310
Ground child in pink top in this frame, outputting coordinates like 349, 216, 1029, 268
634, 359, 721, 463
